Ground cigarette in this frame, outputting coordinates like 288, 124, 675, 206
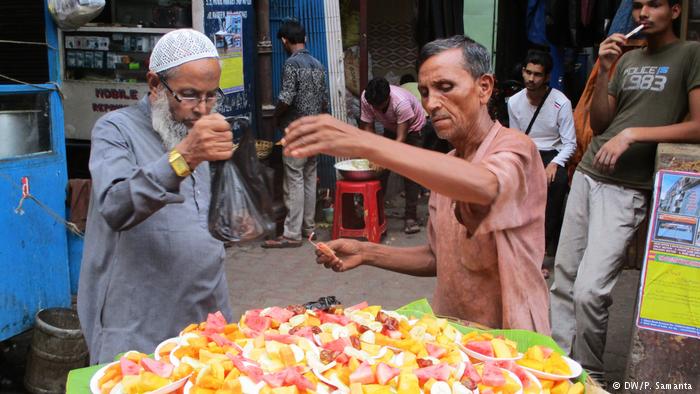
625, 25, 644, 39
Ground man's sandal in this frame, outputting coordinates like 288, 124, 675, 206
261, 236, 303, 248
404, 219, 421, 234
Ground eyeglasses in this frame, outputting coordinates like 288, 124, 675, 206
160, 78, 225, 109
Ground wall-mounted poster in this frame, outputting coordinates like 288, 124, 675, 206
203, 0, 255, 121
637, 170, 700, 339
215, 12, 244, 94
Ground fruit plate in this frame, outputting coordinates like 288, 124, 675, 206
519, 355, 583, 381
520, 368, 543, 393
89, 361, 119, 394
154, 337, 180, 361
89, 359, 189, 394
458, 343, 524, 362
500, 368, 525, 394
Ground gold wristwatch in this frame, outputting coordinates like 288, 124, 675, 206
168, 148, 192, 177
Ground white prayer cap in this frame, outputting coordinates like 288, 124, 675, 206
149, 29, 219, 73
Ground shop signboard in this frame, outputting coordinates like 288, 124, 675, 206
63, 80, 149, 140
637, 170, 700, 339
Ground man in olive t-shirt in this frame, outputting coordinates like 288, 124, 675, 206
577, 41, 700, 188
550, 0, 700, 383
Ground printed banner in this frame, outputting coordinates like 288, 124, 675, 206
637, 170, 700, 339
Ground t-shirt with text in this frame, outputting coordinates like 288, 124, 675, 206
578, 40, 700, 189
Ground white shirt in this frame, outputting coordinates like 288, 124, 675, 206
507, 87, 576, 167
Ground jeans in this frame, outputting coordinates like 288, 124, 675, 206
550, 171, 648, 381
282, 155, 317, 240
540, 150, 569, 254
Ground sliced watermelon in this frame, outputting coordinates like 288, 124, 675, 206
204, 311, 227, 334
465, 340, 494, 357
245, 309, 263, 318
317, 311, 350, 326
244, 314, 272, 333
120, 357, 140, 376
284, 367, 315, 391
227, 353, 264, 383
140, 358, 173, 378
264, 333, 297, 345
376, 362, 400, 385
349, 361, 375, 384
241, 327, 263, 339
495, 360, 515, 370
482, 362, 506, 387
425, 343, 448, 359
413, 363, 451, 383
345, 301, 369, 312
460, 361, 482, 389
289, 326, 316, 342
209, 333, 234, 347
540, 346, 554, 359
263, 307, 295, 323
512, 365, 530, 386
334, 352, 349, 364
322, 338, 350, 353
262, 371, 287, 388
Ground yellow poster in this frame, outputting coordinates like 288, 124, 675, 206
637, 170, 700, 339
639, 253, 700, 330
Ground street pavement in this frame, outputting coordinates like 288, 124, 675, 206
224, 196, 641, 388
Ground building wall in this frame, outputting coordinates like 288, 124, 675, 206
463, 0, 498, 65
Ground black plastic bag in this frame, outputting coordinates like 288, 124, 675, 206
231, 117, 275, 222
208, 117, 275, 242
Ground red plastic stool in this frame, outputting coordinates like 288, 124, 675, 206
332, 180, 387, 243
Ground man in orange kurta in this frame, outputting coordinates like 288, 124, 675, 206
429, 121, 549, 332
281, 35, 550, 333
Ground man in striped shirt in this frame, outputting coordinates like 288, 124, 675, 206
360, 77, 428, 234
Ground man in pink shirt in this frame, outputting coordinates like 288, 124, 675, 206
360, 77, 427, 234
281, 36, 550, 332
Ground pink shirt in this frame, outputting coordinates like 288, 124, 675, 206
427, 122, 551, 334
360, 85, 426, 133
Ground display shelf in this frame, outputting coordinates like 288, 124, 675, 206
77, 26, 175, 34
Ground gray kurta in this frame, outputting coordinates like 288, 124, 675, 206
77, 97, 232, 364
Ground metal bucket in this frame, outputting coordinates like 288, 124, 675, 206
0, 110, 41, 159
24, 308, 88, 394
334, 159, 383, 181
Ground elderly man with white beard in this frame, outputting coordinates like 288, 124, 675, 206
77, 29, 234, 364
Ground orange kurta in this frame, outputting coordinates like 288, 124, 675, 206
428, 122, 550, 334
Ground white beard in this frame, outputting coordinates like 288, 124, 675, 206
151, 90, 189, 150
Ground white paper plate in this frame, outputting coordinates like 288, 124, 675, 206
89, 361, 119, 394
494, 367, 524, 394
519, 355, 583, 381
169, 344, 182, 367
91, 358, 189, 394
146, 375, 190, 394
503, 368, 525, 394
520, 368, 543, 393
154, 337, 180, 361
458, 343, 523, 362
472, 363, 524, 394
